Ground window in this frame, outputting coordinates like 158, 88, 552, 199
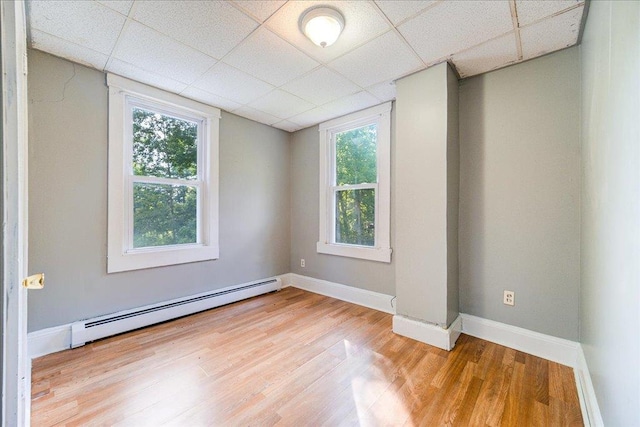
107, 74, 220, 273
317, 102, 392, 262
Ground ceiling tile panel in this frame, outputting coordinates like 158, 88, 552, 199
26, 0, 588, 130
95, 0, 133, 16
329, 31, 422, 88
112, 21, 217, 84
282, 67, 361, 105
452, 32, 518, 78
133, 1, 258, 59
266, 1, 391, 63
289, 107, 336, 127
374, 0, 437, 25
192, 62, 274, 105
180, 87, 242, 112
28, 0, 125, 55
516, 0, 583, 26
224, 28, 319, 87
30, 29, 109, 70
399, 0, 513, 64
320, 91, 381, 118
249, 90, 314, 119
233, 106, 281, 126
520, 6, 583, 60
106, 59, 188, 93
232, 0, 286, 22
366, 80, 397, 102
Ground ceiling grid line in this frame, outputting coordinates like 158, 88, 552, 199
368, 0, 432, 69
27, 0, 586, 133
510, 0, 524, 61
518, 3, 585, 31
103, 2, 139, 72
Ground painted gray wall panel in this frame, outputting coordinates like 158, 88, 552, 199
580, 1, 640, 425
27, 50, 291, 331
394, 63, 450, 325
446, 65, 460, 327
458, 48, 581, 340
289, 115, 396, 297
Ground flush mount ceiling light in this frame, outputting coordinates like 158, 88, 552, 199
300, 7, 345, 48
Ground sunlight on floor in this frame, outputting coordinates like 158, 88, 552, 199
344, 339, 414, 426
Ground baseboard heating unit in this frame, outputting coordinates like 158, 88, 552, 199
71, 277, 282, 348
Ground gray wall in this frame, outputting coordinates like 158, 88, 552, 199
289, 115, 395, 297
580, 1, 640, 425
459, 47, 581, 340
394, 63, 458, 327
28, 50, 291, 331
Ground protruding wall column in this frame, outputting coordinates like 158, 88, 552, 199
393, 63, 460, 350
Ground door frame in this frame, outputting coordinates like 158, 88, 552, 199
1, 0, 30, 425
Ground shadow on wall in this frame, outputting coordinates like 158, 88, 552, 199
458, 77, 486, 315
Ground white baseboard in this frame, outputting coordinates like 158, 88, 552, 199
392, 314, 462, 350
575, 345, 604, 427
460, 313, 579, 368
28, 324, 72, 359
286, 273, 395, 314
278, 273, 293, 288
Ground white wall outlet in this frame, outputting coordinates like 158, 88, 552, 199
503, 290, 515, 306
300, 258, 305, 268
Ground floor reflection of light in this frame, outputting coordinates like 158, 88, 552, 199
123, 361, 208, 424
343, 339, 413, 426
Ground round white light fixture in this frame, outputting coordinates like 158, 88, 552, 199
300, 7, 345, 48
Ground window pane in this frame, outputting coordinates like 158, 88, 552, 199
132, 107, 198, 180
335, 124, 377, 185
335, 188, 375, 246
133, 183, 197, 248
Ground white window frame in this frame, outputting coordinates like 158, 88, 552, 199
317, 102, 392, 263
107, 74, 220, 273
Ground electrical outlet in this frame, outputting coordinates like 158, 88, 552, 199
503, 290, 515, 306
300, 258, 305, 268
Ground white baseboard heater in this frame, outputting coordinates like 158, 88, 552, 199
71, 277, 281, 348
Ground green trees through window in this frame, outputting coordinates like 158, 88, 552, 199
334, 124, 377, 246
132, 108, 199, 248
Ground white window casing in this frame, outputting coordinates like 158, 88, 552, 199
107, 74, 220, 273
317, 102, 392, 263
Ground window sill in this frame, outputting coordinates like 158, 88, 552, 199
107, 245, 219, 273
316, 242, 392, 263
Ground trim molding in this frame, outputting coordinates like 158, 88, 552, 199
393, 314, 462, 350
575, 345, 604, 426
285, 273, 395, 314
460, 313, 579, 367
28, 325, 72, 359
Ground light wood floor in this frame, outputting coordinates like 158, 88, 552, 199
32, 287, 583, 426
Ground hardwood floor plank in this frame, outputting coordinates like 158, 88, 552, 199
499, 361, 527, 426
31, 288, 583, 426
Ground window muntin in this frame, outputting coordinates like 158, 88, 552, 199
107, 74, 220, 273
317, 102, 392, 263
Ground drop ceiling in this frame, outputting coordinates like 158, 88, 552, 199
27, 0, 586, 132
